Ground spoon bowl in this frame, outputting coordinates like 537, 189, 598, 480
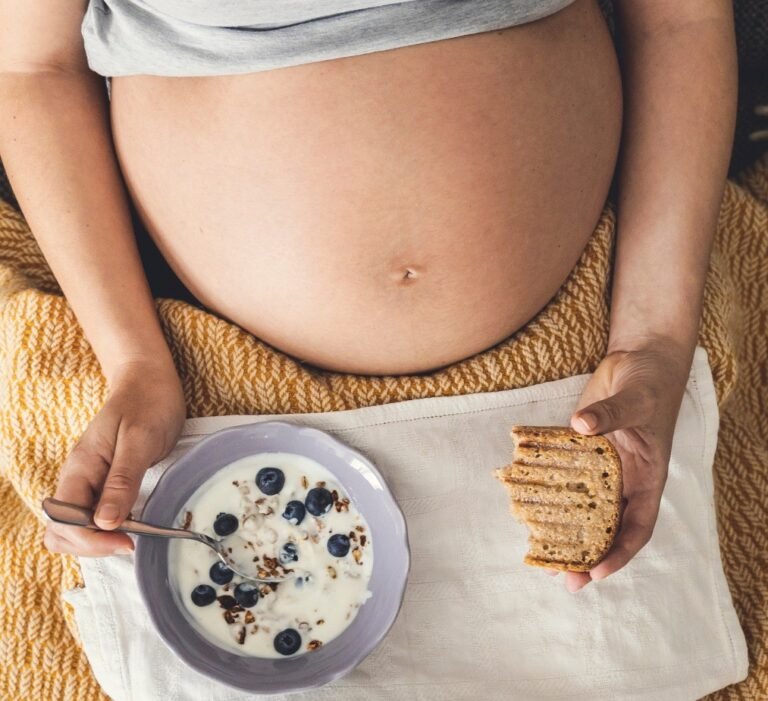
41, 497, 292, 584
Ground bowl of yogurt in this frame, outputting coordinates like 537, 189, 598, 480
135, 420, 409, 694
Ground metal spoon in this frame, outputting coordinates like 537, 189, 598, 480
41, 497, 293, 584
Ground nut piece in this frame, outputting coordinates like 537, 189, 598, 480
307, 640, 323, 651
327, 566, 337, 579
334, 498, 350, 513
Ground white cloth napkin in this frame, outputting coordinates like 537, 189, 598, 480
63, 347, 747, 701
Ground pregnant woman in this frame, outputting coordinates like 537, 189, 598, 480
0, 0, 736, 594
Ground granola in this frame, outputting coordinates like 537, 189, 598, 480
169, 451, 373, 659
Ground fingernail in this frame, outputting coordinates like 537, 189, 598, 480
114, 547, 134, 556
96, 504, 120, 523
575, 413, 597, 432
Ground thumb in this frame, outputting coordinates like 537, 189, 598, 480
94, 425, 160, 529
571, 387, 653, 436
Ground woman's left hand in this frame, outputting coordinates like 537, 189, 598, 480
552, 341, 692, 593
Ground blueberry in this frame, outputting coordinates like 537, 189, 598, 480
213, 513, 238, 537
282, 500, 306, 525
256, 467, 285, 495
327, 533, 351, 557
274, 628, 302, 656
190, 584, 216, 607
305, 487, 333, 516
233, 582, 259, 608
279, 542, 298, 564
209, 561, 234, 585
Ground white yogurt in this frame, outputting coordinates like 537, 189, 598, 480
168, 452, 373, 657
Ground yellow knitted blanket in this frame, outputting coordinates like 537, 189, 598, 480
0, 155, 766, 701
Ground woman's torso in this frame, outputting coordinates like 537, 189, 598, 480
109, 0, 621, 375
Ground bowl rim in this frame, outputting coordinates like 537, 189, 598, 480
135, 418, 411, 694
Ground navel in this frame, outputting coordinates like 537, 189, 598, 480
388, 264, 423, 284
392, 265, 422, 284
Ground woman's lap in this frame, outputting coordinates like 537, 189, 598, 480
0, 154, 766, 697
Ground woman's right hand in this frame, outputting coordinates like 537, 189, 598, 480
43, 358, 187, 557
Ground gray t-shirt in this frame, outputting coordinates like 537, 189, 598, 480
82, 0, 576, 78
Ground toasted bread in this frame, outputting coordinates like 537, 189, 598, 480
494, 426, 623, 572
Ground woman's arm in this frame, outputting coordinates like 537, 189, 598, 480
607, 1, 737, 359
563, 1, 737, 591
0, 1, 174, 382
0, 1, 186, 554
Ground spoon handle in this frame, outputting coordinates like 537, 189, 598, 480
42, 497, 200, 541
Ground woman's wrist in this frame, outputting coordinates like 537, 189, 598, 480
103, 346, 180, 390
606, 272, 705, 378
606, 258, 706, 365
607, 328, 693, 355
605, 329, 695, 382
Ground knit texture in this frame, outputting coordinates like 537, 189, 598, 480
0, 155, 766, 700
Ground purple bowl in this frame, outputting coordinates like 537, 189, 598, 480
135, 420, 410, 694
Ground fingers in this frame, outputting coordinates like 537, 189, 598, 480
45, 362, 185, 558
589, 491, 660, 582
94, 424, 159, 530
540, 569, 592, 593
48, 438, 133, 555
571, 387, 654, 436
541, 569, 594, 593
564, 571, 591, 593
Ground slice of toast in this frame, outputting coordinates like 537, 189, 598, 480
494, 426, 623, 572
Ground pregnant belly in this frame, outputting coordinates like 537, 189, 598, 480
110, 0, 621, 375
